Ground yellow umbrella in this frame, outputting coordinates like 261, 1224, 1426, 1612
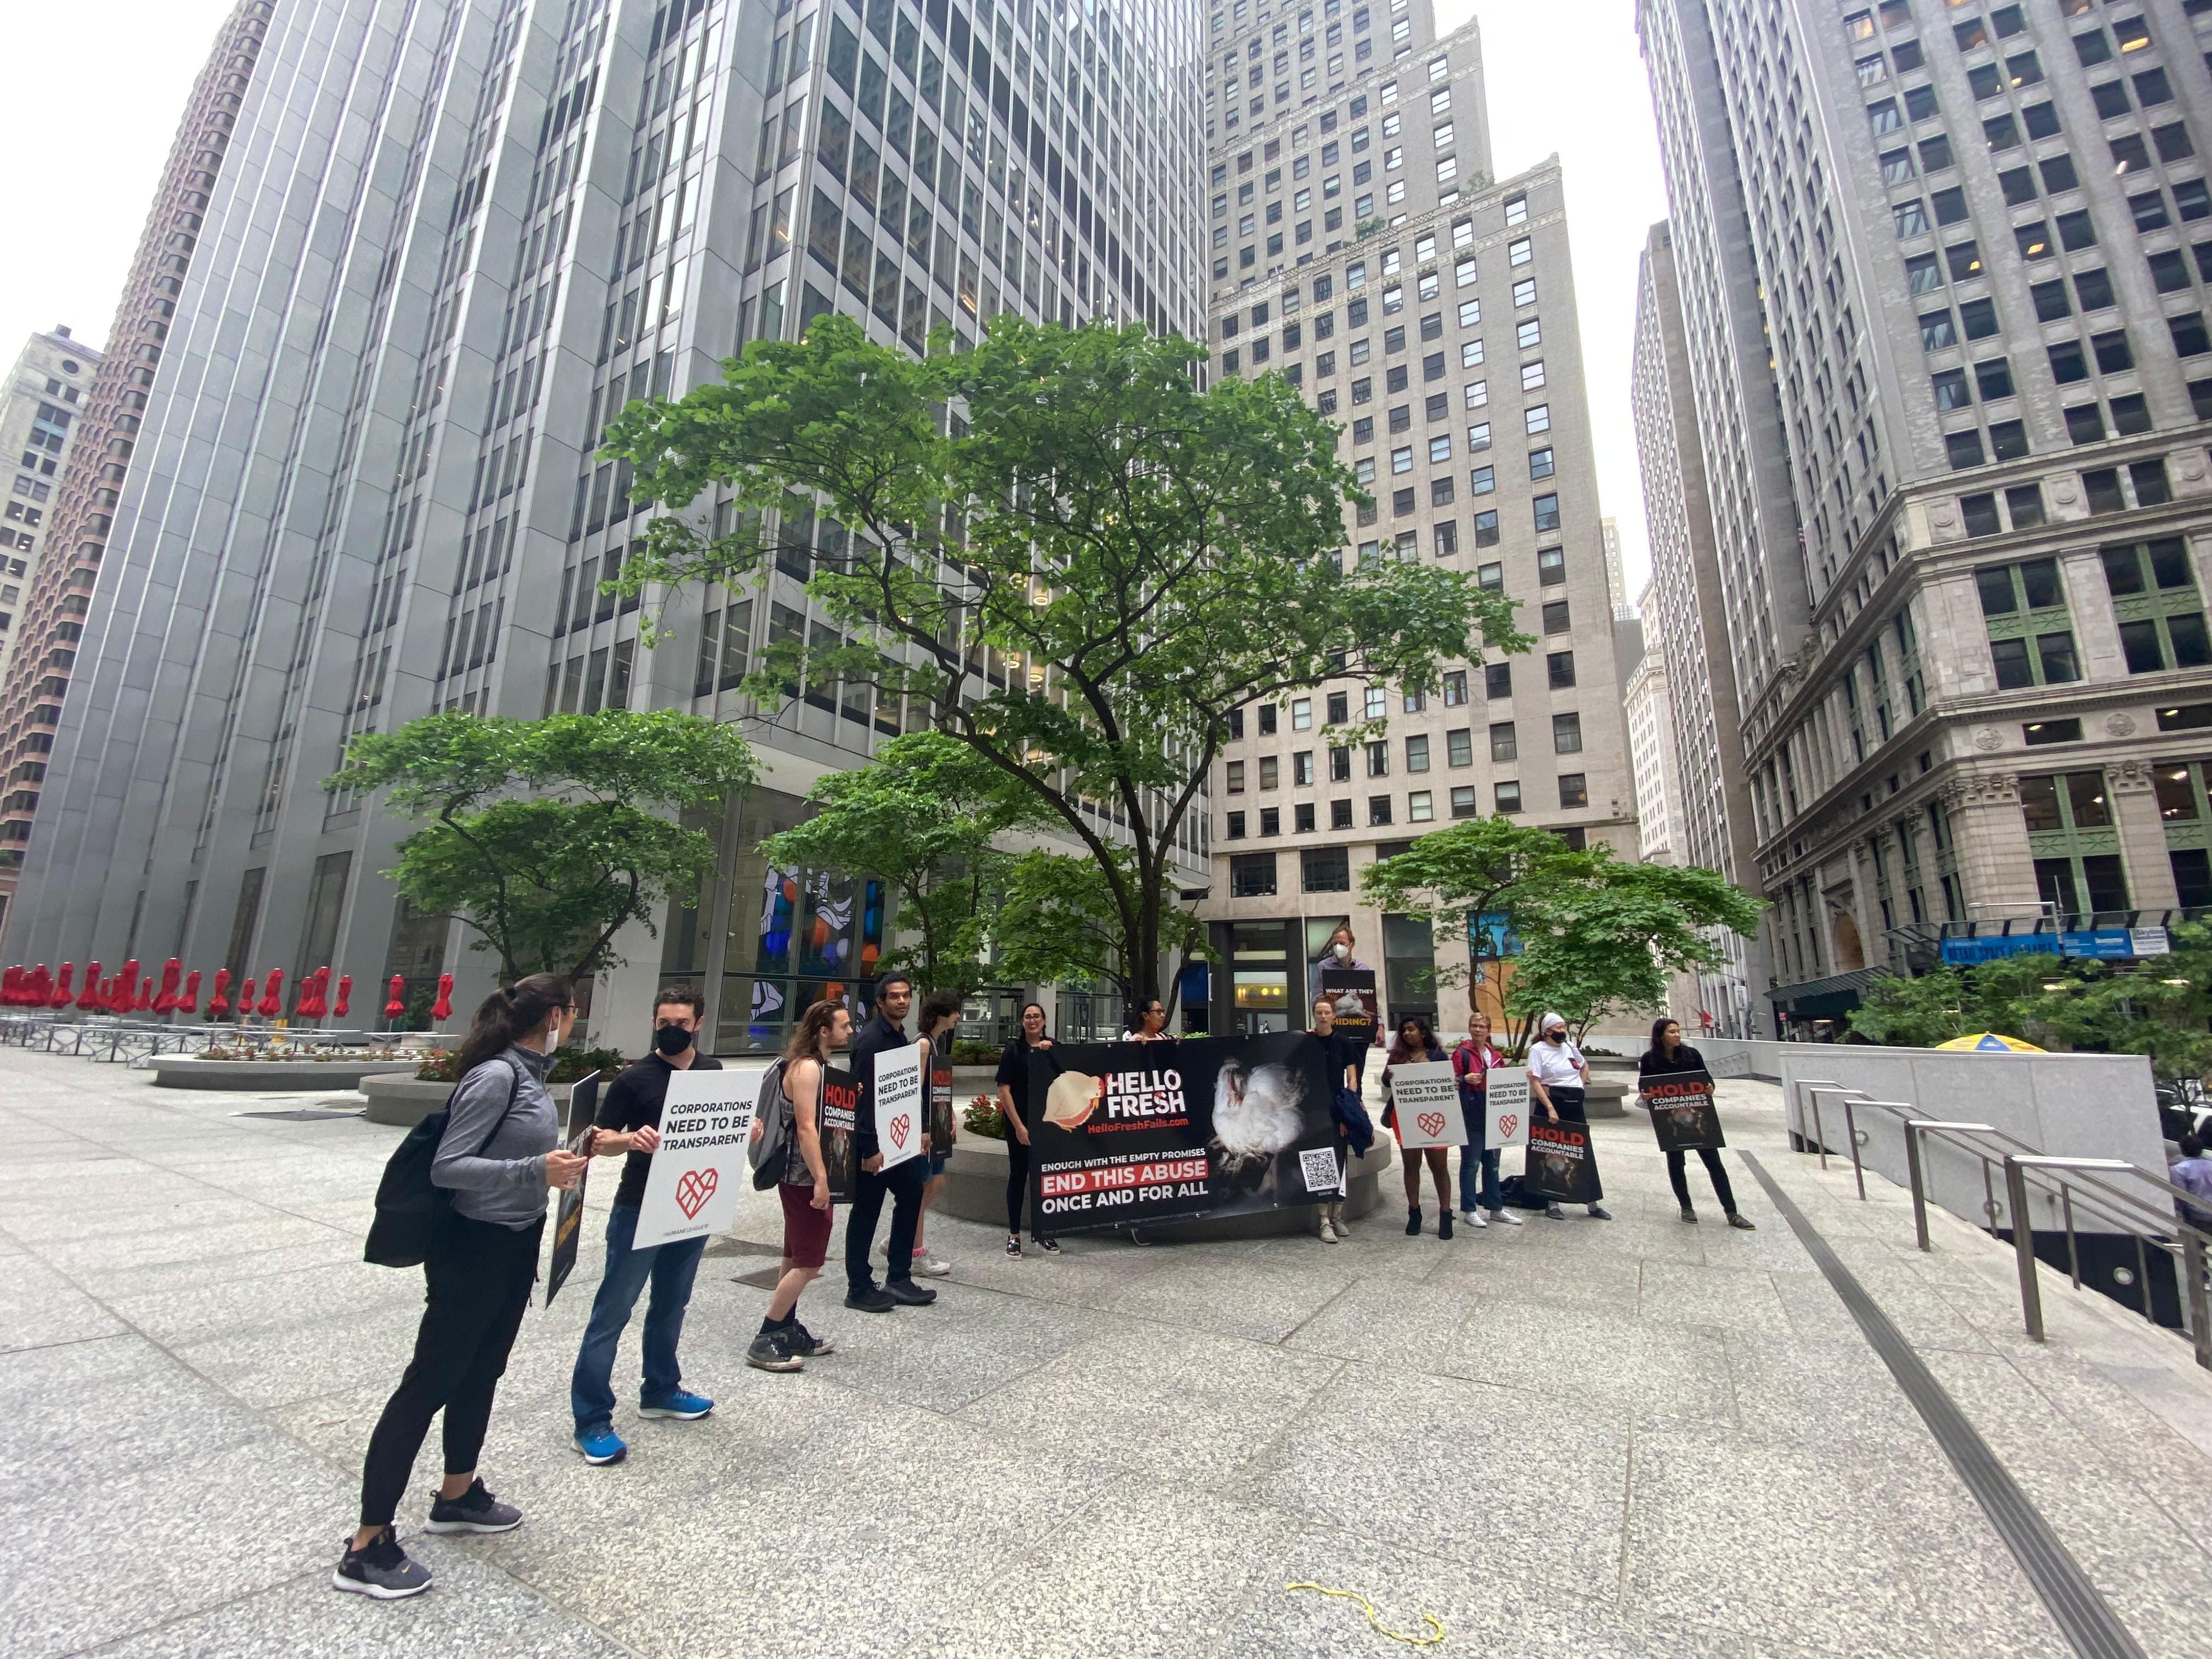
1934, 1032, 2046, 1053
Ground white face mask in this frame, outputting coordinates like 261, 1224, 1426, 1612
1330, 941, 1349, 961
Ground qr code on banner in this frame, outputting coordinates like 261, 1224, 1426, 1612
1299, 1147, 1341, 1193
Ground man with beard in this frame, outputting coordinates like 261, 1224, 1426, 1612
843, 973, 938, 1312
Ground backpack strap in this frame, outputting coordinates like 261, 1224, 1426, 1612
464, 1057, 527, 1159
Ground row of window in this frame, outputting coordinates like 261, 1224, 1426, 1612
1222, 770, 1593, 846
1224, 713, 1587, 794
1976, 534, 2209, 690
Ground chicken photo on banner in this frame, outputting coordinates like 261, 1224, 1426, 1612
1027, 1034, 1338, 1235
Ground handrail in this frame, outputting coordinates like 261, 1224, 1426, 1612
1793, 1082, 2212, 1370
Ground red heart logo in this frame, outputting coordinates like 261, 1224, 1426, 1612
1417, 1111, 1446, 1137
890, 1113, 910, 1149
675, 1167, 718, 1220
1498, 1114, 1517, 1138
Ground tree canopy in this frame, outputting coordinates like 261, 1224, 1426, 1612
1359, 817, 1764, 1049
328, 710, 757, 980
599, 313, 1527, 1000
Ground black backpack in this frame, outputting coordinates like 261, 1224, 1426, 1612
748, 1059, 793, 1191
364, 1062, 522, 1267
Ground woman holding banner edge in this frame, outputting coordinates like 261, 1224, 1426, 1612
1383, 1015, 1454, 1239
1453, 1011, 1521, 1228
1640, 1018, 1754, 1229
1526, 1011, 1611, 1222
995, 1001, 1064, 1258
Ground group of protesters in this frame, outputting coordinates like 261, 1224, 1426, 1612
334, 945, 1750, 1600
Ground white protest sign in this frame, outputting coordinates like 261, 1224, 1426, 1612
873, 1042, 926, 1170
633, 1064, 767, 1249
1390, 1059, 1465, 1149
1483, 1070, 1531, 1149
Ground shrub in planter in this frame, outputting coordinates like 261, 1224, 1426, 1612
962, 1093, 1006, 1139
415, 1043, 624, 1084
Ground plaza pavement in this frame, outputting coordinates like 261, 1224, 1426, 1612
2, 1043, 2210, 1657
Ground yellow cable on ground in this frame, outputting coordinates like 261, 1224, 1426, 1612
1284, 1582, 1447, 1646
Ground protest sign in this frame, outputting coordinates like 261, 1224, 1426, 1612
545, 1073, 600, 1305
1387, 1059, 1465, 1149
873, 1042, 926, 1170
1029, 1032, 1339, 1235
1317, 967, 1379, 1056
928, 1038, 956, 1155
1644, 1066, 1726, 1153
1523, 1116, 1601, 1204
817, 1063, 859, 1201
634, 1064, 766, 1248
1481, 1069, 1531, 1150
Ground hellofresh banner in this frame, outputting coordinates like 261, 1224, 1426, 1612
633, 1064, 766, 1248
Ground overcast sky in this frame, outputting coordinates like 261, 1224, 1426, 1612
0, 0, 1669, 595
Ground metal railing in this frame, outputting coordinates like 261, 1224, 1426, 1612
1789, 1080, 2212, 1371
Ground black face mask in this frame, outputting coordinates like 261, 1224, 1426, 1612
652, 1024, 694, 1057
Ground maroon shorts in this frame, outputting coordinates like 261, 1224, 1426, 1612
778, 1181, 834, 1268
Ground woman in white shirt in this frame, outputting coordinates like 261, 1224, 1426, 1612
1526, 1011, 1611, 1222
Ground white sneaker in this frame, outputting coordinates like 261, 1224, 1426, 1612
911, 1250, 951, 1277
1317, 1218, 1339, 1243
1464, 1209, 1488, 1228
1491, 1208, 1524, 1226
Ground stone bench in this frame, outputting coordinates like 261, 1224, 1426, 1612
150, 1056, 421, 1092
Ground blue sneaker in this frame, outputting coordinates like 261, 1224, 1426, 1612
638, 1388, 713, 1420
573, 1424, 627, 1464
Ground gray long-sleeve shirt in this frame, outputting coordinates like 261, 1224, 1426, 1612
431, 1043, 558, 1230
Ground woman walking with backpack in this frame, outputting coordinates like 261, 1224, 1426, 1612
335, 975, 586, 1600
747, 998, 851, 1373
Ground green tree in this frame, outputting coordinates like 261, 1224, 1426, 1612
993, 846, 1210, 1019
1846, 965, 1983, 1047
1503, 862, 1767, 1046
755, 732, 1023, 995
327, 710, 757, 979
599, 313, 1526, 1004
1359, 819, 1764, 1049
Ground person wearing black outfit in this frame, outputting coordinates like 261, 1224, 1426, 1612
567, 988, 724, 1466
1640, 1017, 1756, 1230
336, 974, 586, 1600
843, 973, 937, 1312
995, 1001, 1064, 1257
1308, 993, 1362, 1243
1382, 1015, 1454, 1239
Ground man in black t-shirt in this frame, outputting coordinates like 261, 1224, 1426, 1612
843, 972, 936, 1313
568, 988, 723, 1465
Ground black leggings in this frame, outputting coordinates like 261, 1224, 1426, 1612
360, 1211, 541, 1526
1667, 1146, 1738, 1214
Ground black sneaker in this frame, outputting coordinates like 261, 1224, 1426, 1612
1438, 1209, 1454, 1240
332, 1527, 432, 1599
1679, 1205, 1699, 1224
1405, 1206, 1422, 1237
883, 1278, 938, 1306
844, 1285, 897, 1312
424, 1477, 522, 1534
1727, 1212, 1757, 1231
746, 1330, 803, 1371
783, 1320, 835, 1357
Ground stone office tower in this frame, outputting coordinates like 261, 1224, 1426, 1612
1640, 0, 2212, 1032
0, 2, 272, 939
9, 0, 1211, 1048
1196, 3, 1640, 1037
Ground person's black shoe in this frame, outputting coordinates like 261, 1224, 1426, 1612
1680, 1205, 1699, 1224
1007, 1234, 1023, 1257
1405, 1206, 1422, 1236
746, 1330, 803, 1371
1035, 1237, 1061, 1253
844, 1286, 897, 1312
1438, 1209, 1454, 1239
424, 1477, 522, 1534
884, 1278, 938, 1306
1544, 1202, 1566, 1220
332, 1526, 432, 1599
1586, 1204, 1613, 1221
1727, 1212, 1757, 1231
784, 1319, 836, 1356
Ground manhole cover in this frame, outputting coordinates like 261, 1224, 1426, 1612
232, 1108, 366, 1121
731, 1268, 783, 1290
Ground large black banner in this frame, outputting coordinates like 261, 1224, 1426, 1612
1644, 1066, 1726, 1154
545, 1074, 600, 1306
1523, 1117, 1601, 1204
1028, 1034, 1341, 1235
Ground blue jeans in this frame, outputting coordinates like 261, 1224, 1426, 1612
1459, 1090, 1502, 1213
569, 1204, 706, 1433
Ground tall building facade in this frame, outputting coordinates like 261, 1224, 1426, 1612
9, 0, 1211, 1051
1198, 9, 1640, 1037
0, 328, 106, 933
1643, 0, 2212, 1032
0, 1, 272, 933
1631, 217, 1767, 1032
1624, 582, 1684, 869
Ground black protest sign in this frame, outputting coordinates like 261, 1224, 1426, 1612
1523, 1117, 1600, 1204
928, 1040, 956, 1155
1317, 968, 1379, 1052
1028, 1033, 1340, 1235
545, 1073, 600, 1306
818, 1063, 859, 1202
1644, 1067, 1726, 1154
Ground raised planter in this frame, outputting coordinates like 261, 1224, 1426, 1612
360, 1074, 580, 1127
936, 1130, 1399, 1240
150, 1056, 421, 1092
1582, 1078, 1630, 1119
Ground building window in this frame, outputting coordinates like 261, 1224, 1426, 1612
1490, 721, 1517, 761
1367, 739, 1390, 777
1553, 713, 1582, 754
1978, 557, 2079, 689
1533, 493, 1560, 531
1368, 794, 1393, 826
1494, 780, 1522, 814
1230, 851, 1279, 896
1302, 845, 1352, 892
1331, 798, 1355, 830
2103, 538, 2211, 673
1447, 727, 1473, 766
2018, 771, 2128, 917
1542, 599, 1571, 634
1557, 774, 1588, 810
1548, 651, 1576, 690
1485, 661, 1513, 699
